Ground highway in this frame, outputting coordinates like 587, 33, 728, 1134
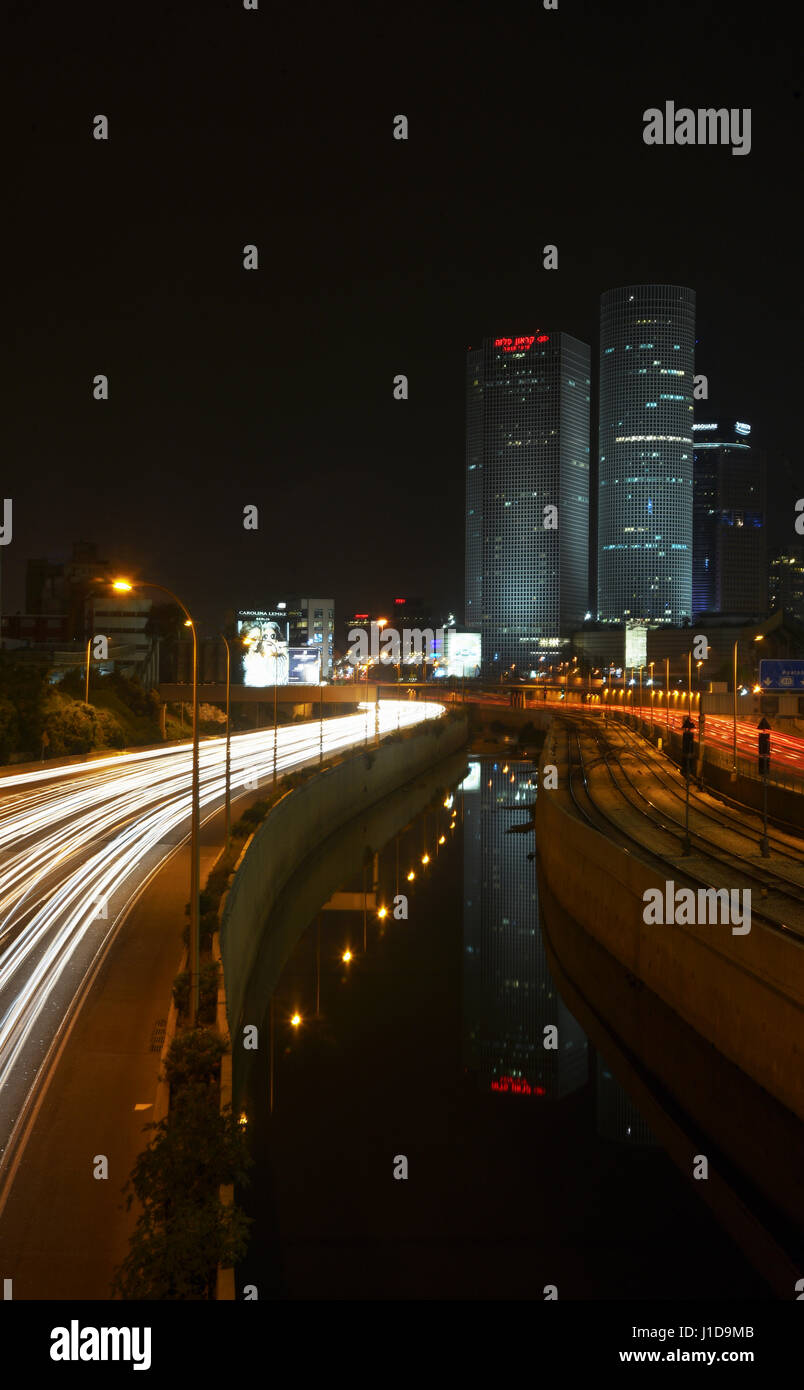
605, 704, 804, 777
0, 700, 443, 1163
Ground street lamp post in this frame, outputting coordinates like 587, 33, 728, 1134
649, 661, 655, 737
687, 649, 692, 718
220, 634, 232, 851
273, 679, 278, 787
319, 681, 324, 766
110, 577, 201, 1025
84, 636, 92, 706
732, 639, 738, 775
665, 657, 670, 734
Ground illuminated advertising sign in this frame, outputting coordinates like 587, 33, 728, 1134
692, 422, 717, 430
494, 334, 549, 352
625, 621, 648, 669
237, 613, 289, 686
490, 1075, 546, 1096
444, 629, 481, 677
735, 420, 751, 435
288, 647, 321, 684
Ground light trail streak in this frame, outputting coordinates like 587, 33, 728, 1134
0, 702, 443, 1123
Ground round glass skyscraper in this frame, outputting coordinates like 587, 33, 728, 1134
597, 285, 695, 624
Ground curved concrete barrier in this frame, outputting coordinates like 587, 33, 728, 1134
535, 722, 804, 1122
219, 714, 468, 1036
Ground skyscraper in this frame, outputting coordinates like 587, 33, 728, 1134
769, 545, 804, 625
692, 419, 766, 616
465, 332, 590, 672
597, 285, 695, 625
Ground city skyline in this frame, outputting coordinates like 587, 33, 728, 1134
4, 5, 801, 633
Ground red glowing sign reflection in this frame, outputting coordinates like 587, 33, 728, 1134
490, 1075, 546, 1096
494, 334, 550, 352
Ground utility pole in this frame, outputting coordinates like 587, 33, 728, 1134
681, 715, 695, 855
758, 718, 771, 857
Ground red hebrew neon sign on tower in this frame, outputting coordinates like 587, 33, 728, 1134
494, 334, 550, 352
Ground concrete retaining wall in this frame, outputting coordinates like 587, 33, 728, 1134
219, 714, 468, 1036
535, 726, 804, 1120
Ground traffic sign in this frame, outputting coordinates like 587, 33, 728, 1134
759, 659, 804, 691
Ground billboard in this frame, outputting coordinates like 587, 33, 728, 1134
625, 621, 648, 669
289, 646, 321, 684
444, 629, 481, 677
238, 614, 289, 686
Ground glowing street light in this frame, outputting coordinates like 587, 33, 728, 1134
290, 1012, 302, 1028
342, 949, 353, 964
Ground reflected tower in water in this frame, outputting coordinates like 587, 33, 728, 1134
461, 759, 587, 1098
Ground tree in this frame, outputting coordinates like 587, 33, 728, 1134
0, 695, 19, 762
163, 1028, 227, 1094
112, 1086, 251, 1300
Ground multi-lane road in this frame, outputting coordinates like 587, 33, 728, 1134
0, 700, 442, 1166
608, 704, 804, 777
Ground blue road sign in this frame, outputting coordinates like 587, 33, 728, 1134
759, 659, 804, 691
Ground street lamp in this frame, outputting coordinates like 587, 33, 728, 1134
649, 660, 655, 736
110, 577, 201, 1025
219, 633, 233, 851
84, 636, 92, 706
731, 638, 739, 774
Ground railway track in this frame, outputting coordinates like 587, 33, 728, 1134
560, 717, 804, 944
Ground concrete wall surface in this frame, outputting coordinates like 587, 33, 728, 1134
535, 726, 804, 1121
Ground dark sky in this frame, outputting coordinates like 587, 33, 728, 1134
5, 0, 801, 632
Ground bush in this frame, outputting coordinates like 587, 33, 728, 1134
0, 695, 19, 763
112, 1088, 252, 1300
163, 1028, 227, 1094
171, 961, 220, 1026
42, 695, 98, 755
94, 706, 126, 748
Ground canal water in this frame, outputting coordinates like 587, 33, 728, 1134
236, 756, 769, 1300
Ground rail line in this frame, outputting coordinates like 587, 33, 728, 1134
560, 717, 803, 945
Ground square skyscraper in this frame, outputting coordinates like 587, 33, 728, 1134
465, 332, 591, 672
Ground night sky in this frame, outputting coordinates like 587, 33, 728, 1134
5, 0, 801, 633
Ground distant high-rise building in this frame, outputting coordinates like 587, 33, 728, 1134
597, 285, 695, 625
769, 544, 804, 625
692, 419, 766, 616
25, 541, 111, 638
465, 332, 590, 671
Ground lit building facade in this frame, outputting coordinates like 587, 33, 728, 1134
692, 419, 766, 616
769, 545, 804, 625
597, 285, 696, 625
465, 332, 590, 671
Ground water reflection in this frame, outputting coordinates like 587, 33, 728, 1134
461, 758, 588, 1101
237, 754, 769, 1299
